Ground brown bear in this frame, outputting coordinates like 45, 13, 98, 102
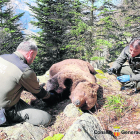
69, 82, 98, 110
46, 59, 99, 110
49, 59, 96, 77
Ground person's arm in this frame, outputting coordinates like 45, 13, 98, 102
19, 68, 50, 99
130, 74, 140, 82
117, 74, 140, 82
112, 46, 128, 70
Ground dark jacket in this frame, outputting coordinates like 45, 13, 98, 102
0, 51, 48, 109
113, 46, 140, 81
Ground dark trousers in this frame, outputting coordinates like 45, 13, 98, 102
4, 99, 51, 126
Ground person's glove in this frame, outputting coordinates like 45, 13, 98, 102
42, 91, 60, 106
49, 92, 56, 98
107, 68, 116, 75
40, 83, 46, 88
117, 75, 130, 82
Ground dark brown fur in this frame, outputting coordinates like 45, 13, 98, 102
46, 59, 99, 110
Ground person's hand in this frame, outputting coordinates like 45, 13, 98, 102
117, 75, 130, 82
49, 92, 55, 98
40, 83, 46, 88
107, 68, 116, 75
42, 91, 60, 106
42, 91, 54, 99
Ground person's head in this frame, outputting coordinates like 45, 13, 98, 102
129, 38, 140, 57
16, 40, 38, 65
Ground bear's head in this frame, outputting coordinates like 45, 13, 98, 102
46, 74, 59, 92
46, 73, 67, 93
69, 81, 99, 110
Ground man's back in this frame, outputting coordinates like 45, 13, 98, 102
0, 53, 29, 109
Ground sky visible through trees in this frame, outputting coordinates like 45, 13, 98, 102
12, 0, 122, 35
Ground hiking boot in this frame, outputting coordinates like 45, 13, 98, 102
135, 89, 140, 93
120, 81, 136, 91
120, 85, 135, 91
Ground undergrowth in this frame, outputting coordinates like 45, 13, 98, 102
104, 94, 131, 119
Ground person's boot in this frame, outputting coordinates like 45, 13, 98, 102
120, 81, 136, 91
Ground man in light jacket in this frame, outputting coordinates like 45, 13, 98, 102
0, 40, 52, 126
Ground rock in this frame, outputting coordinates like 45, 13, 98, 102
63, 103, 83, 117
0, 131, 7, 139
136, 124, 140, 129
63, 113, 114, 140
132, 101, 137, 107
37, 70, 50, 84
49, 131, 54, 137
0, 122, 47, 139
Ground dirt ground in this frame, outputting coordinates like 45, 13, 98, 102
18, 73, 140, 140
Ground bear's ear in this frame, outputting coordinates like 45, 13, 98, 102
48, 74, 58, 83
92, 83, 99, 93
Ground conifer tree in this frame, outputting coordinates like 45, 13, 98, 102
66, 0, 106, 64
26, 0, 83, 74
0, 0, 24, 54
97, 0, 140, 62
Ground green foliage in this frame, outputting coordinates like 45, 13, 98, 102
95, 74, 107, 79
105, 95, 123, 108
123, 32, 132, 37
78, 108, 83, 115
95, 39, 113, 48
44, 133, 64, 140
0, 1, 24, 54
70, 21, 87, 36
95, 69, 107, 79
26, 0, 83, 74
95, 69, 104, 74
97, 0, 140, 62
91, 56, 104, 61
27, 0, 140, 74
104, 94, 127, 117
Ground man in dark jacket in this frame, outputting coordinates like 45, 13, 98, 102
0, 40, 52, 126
108, 37, 140, 91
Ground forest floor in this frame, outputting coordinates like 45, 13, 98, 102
22, 72, 140, 140
94, 73, 140, 140
1, 72, 140, 140
21, 72, 140, 140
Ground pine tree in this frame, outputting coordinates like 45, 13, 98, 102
0, 0, 24, 54
96, 0, 140, 62
26, 0, 83, 74
66, 0, 106, 64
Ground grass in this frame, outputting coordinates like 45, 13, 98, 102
103, 94, 130, 119
44, 133, 64, 140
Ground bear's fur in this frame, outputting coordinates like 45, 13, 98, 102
70, 82, 98, 110
46, 59, 99, 110
49, 59, 96, 77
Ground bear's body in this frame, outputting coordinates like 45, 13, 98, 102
47, 59, 99, 110
49, 59, 96, 77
